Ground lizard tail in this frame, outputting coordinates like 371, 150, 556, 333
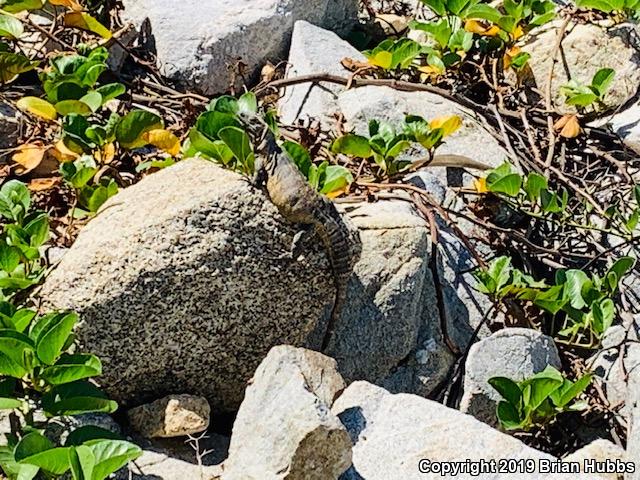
321, 278, 348, 351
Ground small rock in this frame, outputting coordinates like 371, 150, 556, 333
128, 394, 210, 439
115, 448, 222, 480
332, 381, 600, 479
629, 391, 640, 480
0, 102, 20, 153
523, 20, 640, 114
563, 439, 626, 480
460, 328, 561, 425
121, 0, 359, 95
222, 346, 352, 479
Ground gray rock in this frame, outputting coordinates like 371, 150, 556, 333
128, 394, 210, 439
599, 101, 640, 155
0, 102, 20, 153
222, 346, 352, 479
523, 20, 640, 114
629, 390, 640, 480
40, 159, 336, 411
332, 381, 600, 480
324, 200, 455, 395
121, 0, 359, 95
279, 21, 367, 127
563, 439, 626, 480
116, 447, 223, 480
460, 328, 562, 425
589, 322, 640, 421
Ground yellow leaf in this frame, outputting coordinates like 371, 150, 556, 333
49, 0, 83, 11
51, 139, 79, 162
474, 177, 489, 193
418, 64, 444, 76
12, 144, 47, 174
326, 187, 348, 199
143, 129, 181, 156
511, 25, 524, 41
96, 142, 116, 163
16, 97, 57, 121
464, 20, 500, 37
555, 114, 581, 138
368, 51, 393, 69
503, 46, 521, 70
430, 115, 462, 137
64, 12, 112, 39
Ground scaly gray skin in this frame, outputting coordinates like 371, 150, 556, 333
252, 130, 361, 351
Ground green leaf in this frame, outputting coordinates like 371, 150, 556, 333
489, 377, 522, 407
565, 92, 598, 107
0, 397, 23, 410
487, 173, 522, 196
195, 111, 240, 141
331, 134, 372, 158
16, 432, 71, 475
0, 330, 35, 378
40, 354, 102, 385
79, 91, 102, 112
563, 269, 589, 310
187, 129, 234, 164
591, 68, 615, 96
0, 51, 37, 84
523, 366, 563, 411
95, 83, 125, 103
33, 311, 78, 365
0, 0, 43, 12
550, 374, 592, 408
56, 100, 93, 116
282, 141, 312, 178
607, 256, 635, 292
115, 110, 163, 149
68, 446, 95, 480
23, 212, 49, 248
320, 166, 354, 195
237, 92, 258, 115
421, 0, 447, 16
208, 95, 238, 114
592, 298, 615, 336
218, 126, 255, 174
42, 381, 118, 416
524, 172, 548, 202
86, 440, 142, 480
0, 13, 24, 39
0, 180, 30, 221
496, 401, 522, 430
0, 243, 21, 273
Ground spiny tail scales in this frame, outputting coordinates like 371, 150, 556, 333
247, 118, 361, 351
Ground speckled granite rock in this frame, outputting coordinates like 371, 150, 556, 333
40, 159, 336, 411
563, 439, 626, 480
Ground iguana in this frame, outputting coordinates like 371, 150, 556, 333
245, 116, 362, 351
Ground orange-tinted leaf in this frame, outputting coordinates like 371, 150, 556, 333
64, 12, 112, 39
556, 115, 581, 138
142, 129, 181, 156
51, 140, 79, 162
96, 142, 116, 163
29, 177, 60, 191
12, 144, 47, 174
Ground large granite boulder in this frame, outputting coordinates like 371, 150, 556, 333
121, 0, 359, 95
40, 159, 336, 411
